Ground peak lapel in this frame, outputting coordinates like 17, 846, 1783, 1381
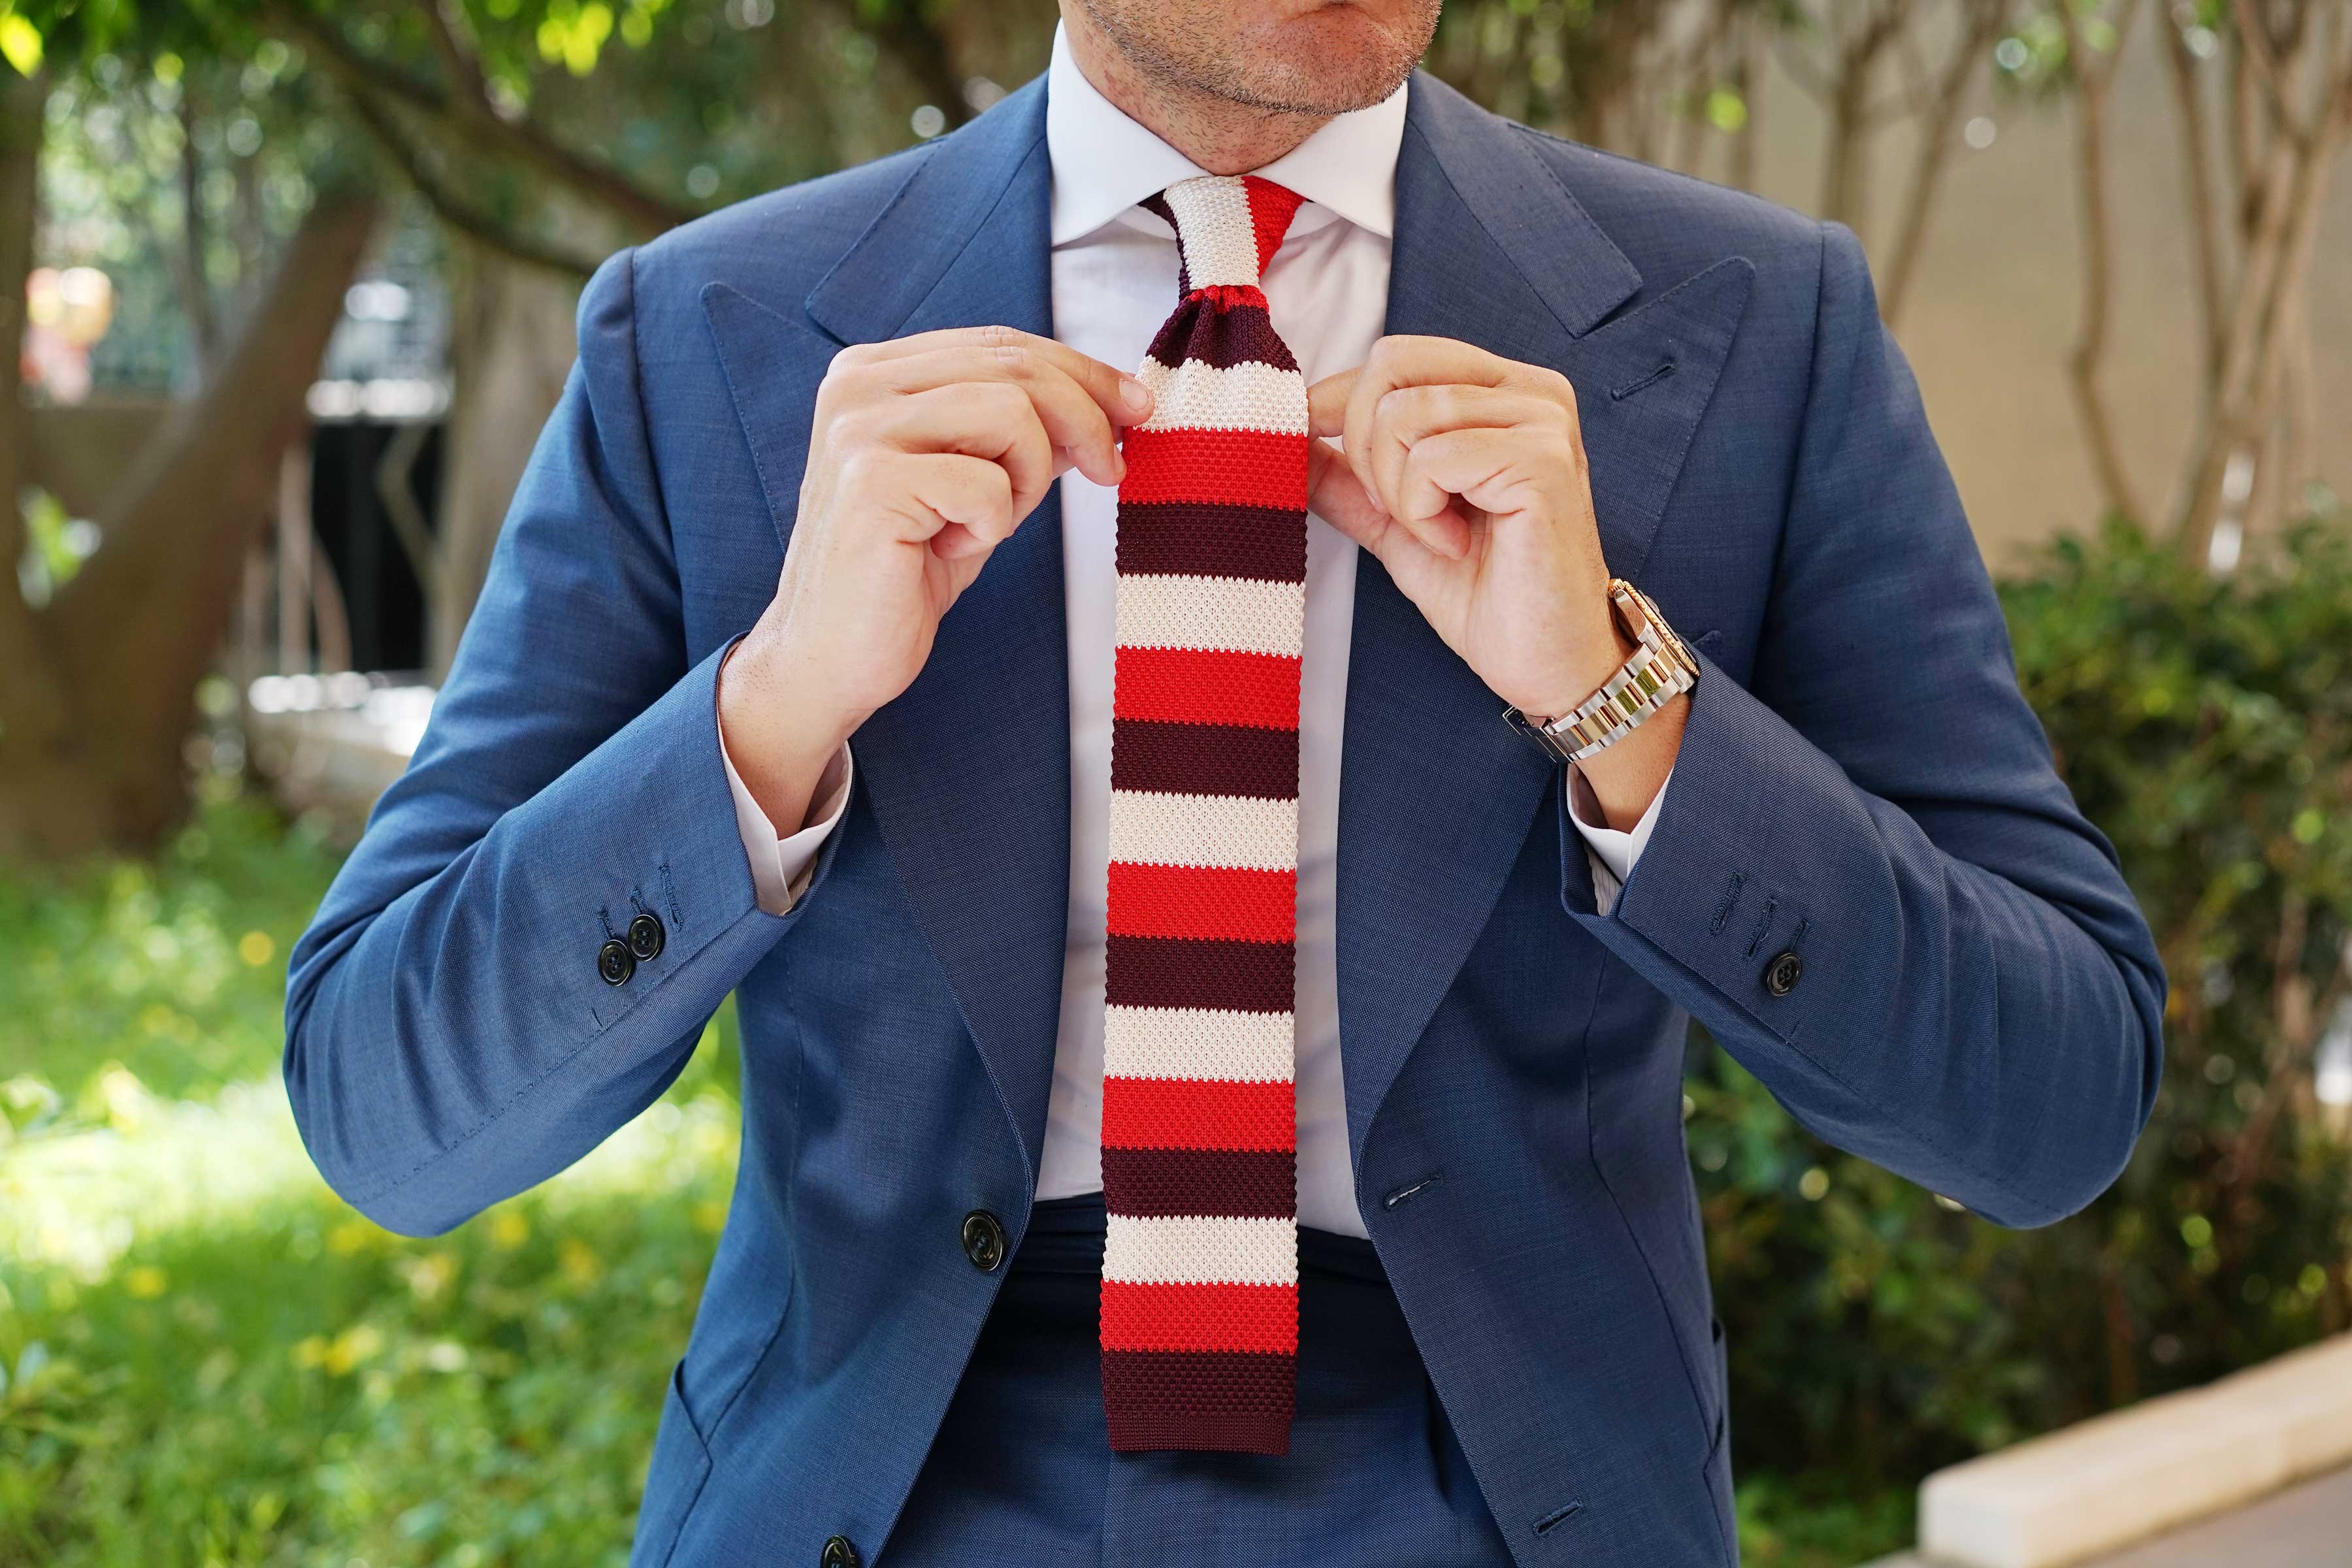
704, 80, 1071, 1191
1337, 75, 1757, 1164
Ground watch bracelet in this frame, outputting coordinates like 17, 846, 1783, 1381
1503, 582, 1698, 765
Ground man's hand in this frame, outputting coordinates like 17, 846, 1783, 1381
721, 325, 1156, 834
1306, 335, 1684, 829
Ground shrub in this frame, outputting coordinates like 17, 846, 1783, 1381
1696, 515, 2352, 1492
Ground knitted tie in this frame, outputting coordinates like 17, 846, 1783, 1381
1099, 173, 1310, 1457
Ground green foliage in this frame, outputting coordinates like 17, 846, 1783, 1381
1693, 515, 2352, 1490
8, 517, 2351, 1563
0, 792, 748, 1565
0, 793, 337, 1120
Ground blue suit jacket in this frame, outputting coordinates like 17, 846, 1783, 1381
286, 72, 2165, 1568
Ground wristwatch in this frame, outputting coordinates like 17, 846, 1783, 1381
1502, 578, 1699, 764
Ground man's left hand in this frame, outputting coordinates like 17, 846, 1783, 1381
1305, 335, 1685, 828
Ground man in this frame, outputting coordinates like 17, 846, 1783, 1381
284, 1, 2167, 1562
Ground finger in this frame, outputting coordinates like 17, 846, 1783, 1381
1306, 366, 1361, 440
900, 451, 1017, 561
870, 382, 1058, 521
1307, 440, 1452, 602
1361, 385, 1555, 510
866, 344, 1137, 487
1397, 428, 1534, 550
1341, 337, 1514, 506
859, 326, 1155, 427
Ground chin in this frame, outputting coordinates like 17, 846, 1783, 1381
1088, 0, 1441, 118
1234, 5, 1428, 112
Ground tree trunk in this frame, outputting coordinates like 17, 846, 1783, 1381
428, 238, 578, 679
0, 191, 380, 860
0, 71, 74, 777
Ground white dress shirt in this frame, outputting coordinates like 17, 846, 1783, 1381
721, 24, 1667, 1238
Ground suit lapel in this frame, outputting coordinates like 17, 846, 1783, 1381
1336, 74, 1757, 1162
704, 81, 1073, 1190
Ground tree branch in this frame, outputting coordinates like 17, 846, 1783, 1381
340, 85, 599, 280
269, 0, 696, 237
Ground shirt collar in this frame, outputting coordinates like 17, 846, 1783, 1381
1045, 21, 1406, 247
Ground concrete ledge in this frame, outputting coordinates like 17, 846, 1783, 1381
1917, 1331, 2352, 1568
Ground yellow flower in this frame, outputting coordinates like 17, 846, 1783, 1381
238, 930, 276, 967
124, 1265, 169, 1299
400, 1252, 459, 1301
327, 1219, 378, 1256
291, 1335, 330, 1369
323, 1323, 384, 1375
692, 1200, 728, 1235
489, 1212, 531, 1250
559, 1236, 603, 1287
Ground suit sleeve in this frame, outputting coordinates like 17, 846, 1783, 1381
283, 247, 841, 1237
1561, 220, 2166, 1228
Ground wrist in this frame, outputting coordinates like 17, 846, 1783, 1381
718, 627, 864, 829
1522, 613, 1640, 723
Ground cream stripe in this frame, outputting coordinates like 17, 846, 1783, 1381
1135, 359, 1307, 436
1109, 789, 1298, 872
1162, 175, 1260, 287
1105, 1011, 1298, 1086
1113, 574, 1304, 657
1103, 1213, 1299, 1286
1104, 1005, 1295, 1084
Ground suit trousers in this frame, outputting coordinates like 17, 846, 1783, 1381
882, 1192, 1516, 1565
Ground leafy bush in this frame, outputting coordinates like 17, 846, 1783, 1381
8, 518, 2348, 1567
0, 800, 746, 1567
1696, 515, 2352, 1497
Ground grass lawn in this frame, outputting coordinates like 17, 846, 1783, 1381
0, 792, 1907, 1567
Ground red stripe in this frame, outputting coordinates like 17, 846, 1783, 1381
1120, 427, 1309, 510
1107, 862, 1296, 945
1113, 647, 1299, 731
1102, 1075, 1295, 1152
1101, 1280, 1298, 1354
1243, 178, 1306, 274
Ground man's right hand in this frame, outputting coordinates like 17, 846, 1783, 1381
717, 325, 1155, 836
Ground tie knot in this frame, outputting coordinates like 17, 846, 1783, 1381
1145, 174, 1307, 295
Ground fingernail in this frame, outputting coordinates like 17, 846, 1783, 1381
1119, 376, 1152, 414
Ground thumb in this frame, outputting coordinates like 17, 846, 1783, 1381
1306, 366, 1360, 440
1307, 438, 1391, 555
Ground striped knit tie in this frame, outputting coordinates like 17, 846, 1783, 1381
1099, 173, 1310, 1457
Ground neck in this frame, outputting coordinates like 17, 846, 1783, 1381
1060, 8, 1330, 176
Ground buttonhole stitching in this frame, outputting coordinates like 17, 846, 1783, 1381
660, 861, 684, 929
1534, 1499, 1585, 1534
1744, 896, 1779, 958
1382, 1173, 1440, 1209
1610, 361, 1674, 400
1788, 916, 1810, 951
1709, 874, 1744, 936
596, 906, 619, 941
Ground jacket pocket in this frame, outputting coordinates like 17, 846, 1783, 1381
629, 1362, 716, 1568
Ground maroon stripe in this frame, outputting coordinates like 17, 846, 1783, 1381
1112, 719, 1298, 800
1105, 934, 1296, 1014
1102, 1349, 1296, 1454
1115, 500, 1307, 583
1102, 1145, 1297, 1219
1139, 192, 1185, 293
1145, 300, 1299, 373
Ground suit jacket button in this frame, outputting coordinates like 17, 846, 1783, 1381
597, 939, 636, 987
627, 911, 666, 962
1763, 949, 1803, 996
961, 1209, 1007, 1272
820, 1536, 859, 1568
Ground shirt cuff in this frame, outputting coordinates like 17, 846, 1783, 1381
723, 730, 855, 917
1565, 761, 1673, 916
